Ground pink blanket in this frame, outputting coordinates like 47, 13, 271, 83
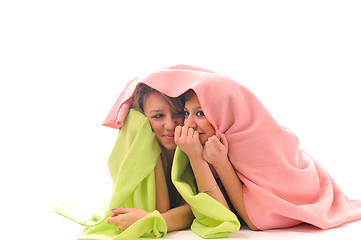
102, 65, 361, 230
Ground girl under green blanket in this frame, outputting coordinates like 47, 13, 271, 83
107, 83, 195, 232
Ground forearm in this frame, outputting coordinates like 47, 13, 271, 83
161, 204, 194, 232
154, 157, 170, 213
214, 161, 258, 230
189, 156, 230, 209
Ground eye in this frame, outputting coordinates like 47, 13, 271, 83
183, 111, 189, 117
151, 114, 164, 119
196, 111, 205, 117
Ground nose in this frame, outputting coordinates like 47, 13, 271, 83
164, 115, 178, 130
184, 115, 197, 129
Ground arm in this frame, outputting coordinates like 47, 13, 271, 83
108, 157, 194, 232
108, 204, 194, 232
188, 156, 230, 208
214, 159, 258, 230
154, 156, 170, 213
161, 203, 194, 232
174, 126, 229, 209
205, 134, 258, 231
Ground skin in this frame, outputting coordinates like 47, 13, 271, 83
107, 92, 194, 232
175, 91, 259, 231
182, 93, 215, 145
143, 92, 184, 151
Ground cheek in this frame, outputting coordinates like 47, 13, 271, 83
204, 122, 215, 136
148, 119, 163, 135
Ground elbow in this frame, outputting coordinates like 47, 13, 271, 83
248, 224, 259, 231
244, 217, 259, 231
158, 209, 169, 214
157, 206, 170, 214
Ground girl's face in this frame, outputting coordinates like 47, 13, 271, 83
143, 92, 184, 150
184, 92, 215, 145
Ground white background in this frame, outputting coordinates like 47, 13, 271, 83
1, 1, 360, 239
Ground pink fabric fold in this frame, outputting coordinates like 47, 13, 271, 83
102, 64, 361, 230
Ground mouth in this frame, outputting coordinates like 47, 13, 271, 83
163, 135, 175, 140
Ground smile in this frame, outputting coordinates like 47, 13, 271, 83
164, 135, 175, 140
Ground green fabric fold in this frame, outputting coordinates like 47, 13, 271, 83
55, 109, 166, 239
78, 109, 166, 240
55, 109, 240, 239
172, 149, 240, 238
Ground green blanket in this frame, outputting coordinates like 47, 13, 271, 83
55, 109, 240, 239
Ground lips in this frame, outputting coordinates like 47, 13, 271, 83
164, 134, 175, 140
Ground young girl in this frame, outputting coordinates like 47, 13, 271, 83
107, 84, 195, 232
174, 90, 258, 230
172, 80, 361, 230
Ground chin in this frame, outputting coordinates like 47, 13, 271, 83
162, 143, 177, 150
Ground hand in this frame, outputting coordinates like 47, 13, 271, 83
174, 126, 203, 160
107, 208, 149, 232
202, 133, 228, 168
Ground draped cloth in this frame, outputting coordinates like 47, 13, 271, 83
102, 64, 361, 230
56, 109, 167, 239
55, 109, 240, 239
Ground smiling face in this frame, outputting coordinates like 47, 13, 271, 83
183, 91, 215, 145
143, 92, 184, 150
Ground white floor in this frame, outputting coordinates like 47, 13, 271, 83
51, 211, 361, 240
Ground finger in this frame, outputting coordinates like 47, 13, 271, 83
207, 135, 219, 148
107, 215, 126, 231
107, 215, 118, 225
181, 126, 188, 137
209, 136, 227, 153
111, 208, 130, 215
203, 136, 212, 149
174, 125, 182, 142
187, 127, 194, 139
193, 130, 199, 141
220, 133, 228, 149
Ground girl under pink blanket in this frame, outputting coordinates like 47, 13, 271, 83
103, 64, 361, 230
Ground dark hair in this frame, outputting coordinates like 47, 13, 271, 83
131, 83, 185, 114
183, 89, 196, 102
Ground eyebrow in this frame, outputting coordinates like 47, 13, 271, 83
184, 106, 202, 111
149, 110, 164, 114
